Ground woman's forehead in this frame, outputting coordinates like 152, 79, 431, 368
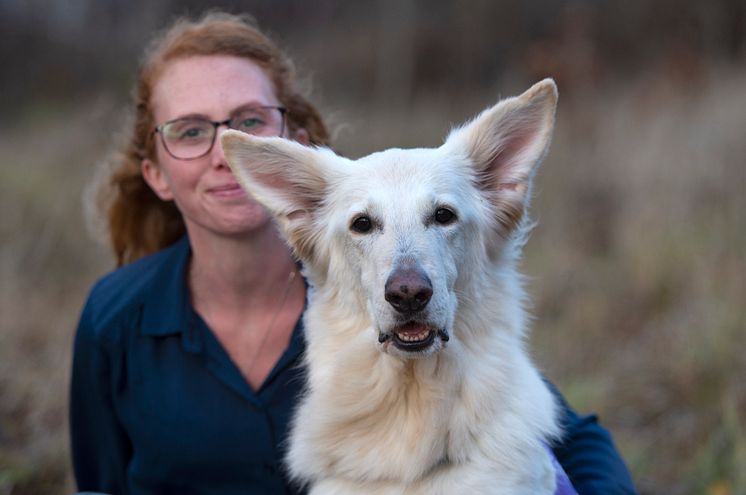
151, 54, 279, 122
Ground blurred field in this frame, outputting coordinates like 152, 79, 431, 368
1, 2, 745, 494
528, 67, 746, 494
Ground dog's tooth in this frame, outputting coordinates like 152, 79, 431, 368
400, 330, 430, 342
393, 328, 436, 344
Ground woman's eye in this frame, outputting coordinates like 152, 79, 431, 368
351, 216, 373, 233
180, 127, 207, 139
434, 208, 456, 225
239, 118, 263, 129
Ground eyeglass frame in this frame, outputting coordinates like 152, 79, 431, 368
153, 105, 287, 160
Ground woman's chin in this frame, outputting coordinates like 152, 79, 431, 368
215, 207, 274, 236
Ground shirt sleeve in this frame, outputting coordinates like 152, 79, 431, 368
547, 380, 638, 495
69, 295, 132, 494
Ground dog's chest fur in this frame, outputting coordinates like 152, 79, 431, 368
286, 286, 559, 495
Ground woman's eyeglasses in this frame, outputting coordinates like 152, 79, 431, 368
154, 106, 286, 160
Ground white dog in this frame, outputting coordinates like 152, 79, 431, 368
222, 79, 562, 494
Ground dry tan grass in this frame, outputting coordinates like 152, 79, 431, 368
525, 67, 746, 494
0, 67, 743, 494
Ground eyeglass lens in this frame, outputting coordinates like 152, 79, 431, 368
159, 107, 284, 160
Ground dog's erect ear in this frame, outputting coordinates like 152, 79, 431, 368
221, 131, 337, 261
445, 78, 558, 234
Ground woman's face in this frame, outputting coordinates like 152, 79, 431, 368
142, 55, 302, 239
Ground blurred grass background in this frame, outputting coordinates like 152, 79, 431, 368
1, 1, 744, 494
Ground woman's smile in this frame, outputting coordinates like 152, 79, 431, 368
207, 181, 247, 199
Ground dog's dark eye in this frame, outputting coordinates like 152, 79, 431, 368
434, 208, 456, 225
351, 216, 373, 233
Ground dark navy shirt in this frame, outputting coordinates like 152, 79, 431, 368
70, 236, 636, 495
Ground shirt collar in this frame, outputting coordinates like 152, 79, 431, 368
140, 236, 193, 337
138, 237, 308, 361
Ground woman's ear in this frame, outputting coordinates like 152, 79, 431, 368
141, 158, 174, 201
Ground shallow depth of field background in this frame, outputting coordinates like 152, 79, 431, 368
1, 1, 744, 494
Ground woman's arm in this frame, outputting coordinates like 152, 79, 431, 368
69, 298, 132, 493
548, 381, 638, 495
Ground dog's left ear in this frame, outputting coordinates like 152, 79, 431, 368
221, 131, 341, 262
444, 78, 558, 234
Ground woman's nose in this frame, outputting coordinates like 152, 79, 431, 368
210, 127, 231, 167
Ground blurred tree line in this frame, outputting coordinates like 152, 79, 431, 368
1, 0, 744, 129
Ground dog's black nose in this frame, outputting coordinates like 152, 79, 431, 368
385, 267, 433, 313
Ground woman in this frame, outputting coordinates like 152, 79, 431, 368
70, 11, 636, 495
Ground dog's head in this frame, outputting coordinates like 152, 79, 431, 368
222, 79, 557, 359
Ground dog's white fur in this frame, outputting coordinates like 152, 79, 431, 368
222, 79, 561, 494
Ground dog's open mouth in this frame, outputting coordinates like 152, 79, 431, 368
378, 322, 448, 353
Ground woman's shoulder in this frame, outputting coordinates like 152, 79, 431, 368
80, 239, 188, 338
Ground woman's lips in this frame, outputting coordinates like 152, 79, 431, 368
208, 183, 246, 198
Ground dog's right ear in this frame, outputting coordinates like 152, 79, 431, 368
444, 79, 558, 236
221, 131, 340, 262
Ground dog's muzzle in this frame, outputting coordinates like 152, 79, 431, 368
379, 265, 449, 354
